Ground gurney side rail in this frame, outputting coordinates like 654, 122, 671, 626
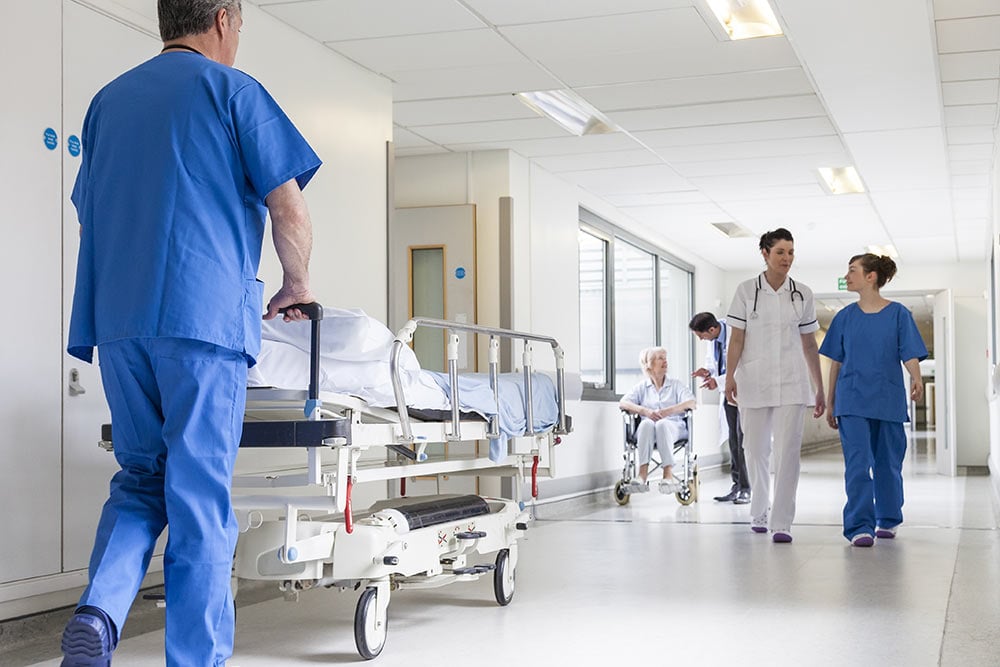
390, 318, 569, 445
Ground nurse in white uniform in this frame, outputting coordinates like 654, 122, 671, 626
723, 228, 825, 543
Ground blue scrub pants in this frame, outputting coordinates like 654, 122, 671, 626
837, 415, 906, 541
80, 337, 247, 667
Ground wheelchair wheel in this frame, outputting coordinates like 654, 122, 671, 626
613, 480, 631, 506
675, 484, 695, 506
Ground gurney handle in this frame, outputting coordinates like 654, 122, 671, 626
279, 302, 324, 404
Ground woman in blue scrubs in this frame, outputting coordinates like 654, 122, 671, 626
820, 254, 927, 547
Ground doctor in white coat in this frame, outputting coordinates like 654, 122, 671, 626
690, 312, 750, 504
724, 228, 825, 543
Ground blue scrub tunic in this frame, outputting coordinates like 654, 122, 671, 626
819, 301, 928, 422
68, 51, 321, 366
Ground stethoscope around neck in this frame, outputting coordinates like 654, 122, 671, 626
750, 274, 804, 319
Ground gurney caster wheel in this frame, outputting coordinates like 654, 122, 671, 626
613, 481, 631, 506
493, 548, 515, 606
354, 587, 387, 660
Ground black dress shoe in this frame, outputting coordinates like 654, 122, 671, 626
713, 488, 739, 502
734, 490, 751, 504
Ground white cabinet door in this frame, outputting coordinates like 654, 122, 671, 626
61, 0, 159, 571
0, 0, 63, 584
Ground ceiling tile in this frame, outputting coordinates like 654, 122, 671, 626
576, 68, 814, 112
447, 132, 640, 157
540, 39, 800, 88
634, 117, 836, 148
943, 104, 998, 126
498, 8, 713, 60
393, 126, 439, 149
561, 164, 691, 194
260, 0, 484, 42
941, 80, 1000, 105
390, 63, 563, 101
610, 95, 827, 131
937, 51, 1000, 81
936, 15, 1000, 53
603, 190, 711, 207
933, 0, 1000, 21
328, 29, 525, 75
652, 136, 846, 162
462, 0, 693, 25
894, 236, 959, 262
872, 190, 954, 237
843, 128, 950, 191
947, 143, 995, 160
532, 149, 662, 173
394, 94, 536, 126
412, 117, 569, 144
946, 125, 996, 144
776, 0, 943, 132
949, 159, 993, 174
951, 173, 991, 188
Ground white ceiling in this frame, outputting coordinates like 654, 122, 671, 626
116, 0, 1000, 271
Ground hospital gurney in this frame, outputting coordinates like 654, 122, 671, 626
165, 304, 569, 659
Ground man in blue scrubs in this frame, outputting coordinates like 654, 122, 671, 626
62, 2, 321, 665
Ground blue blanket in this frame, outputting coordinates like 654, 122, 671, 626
424, 371, 560, 462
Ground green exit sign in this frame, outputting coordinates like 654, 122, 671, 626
837, 277, 847, 290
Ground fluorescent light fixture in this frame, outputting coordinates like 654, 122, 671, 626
515, 90, 618, 136
865, 244, 899, 259
710, 221, 755, 238
817, 166, 865, 195
705, 0, 783, 40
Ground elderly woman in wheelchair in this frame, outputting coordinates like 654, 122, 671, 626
617, 347, 697, 502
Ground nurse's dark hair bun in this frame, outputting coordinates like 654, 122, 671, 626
759, 228, 794, 252
850, 252, 897, 288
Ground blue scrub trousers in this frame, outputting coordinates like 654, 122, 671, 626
837, 415, 906, 540
80, 337, 247, 667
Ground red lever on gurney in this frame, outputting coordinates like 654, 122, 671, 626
531, 455, 539, 499
345, 477, 354, 534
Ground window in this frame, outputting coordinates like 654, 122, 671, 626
579, 229, 609, 388
579, 208, 695, 399
614, 240, 655, 392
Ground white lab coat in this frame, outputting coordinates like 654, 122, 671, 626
726, 273, 819, 409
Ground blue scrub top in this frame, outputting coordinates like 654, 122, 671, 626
819, 302, 928, 422
68, 51, 322, 365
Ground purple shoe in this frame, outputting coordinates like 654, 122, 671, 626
61, 607, 116, 667
875, 526, 897, 539
772, 531, 793, 543
751, 525, 768, 534
851, 533, 875, 547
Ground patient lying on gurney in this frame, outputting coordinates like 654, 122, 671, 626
247, 306, 560, 461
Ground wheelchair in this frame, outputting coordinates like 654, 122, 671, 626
613, 409, 698, 506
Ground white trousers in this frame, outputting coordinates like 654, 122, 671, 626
740, 404, 807, 532
636, 418, 686, 472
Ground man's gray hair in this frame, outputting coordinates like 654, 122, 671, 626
158, 0, 241, 42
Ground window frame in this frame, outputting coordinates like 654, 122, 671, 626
578, 207, 695, 402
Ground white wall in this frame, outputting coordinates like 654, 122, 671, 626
239, 4, 393, 319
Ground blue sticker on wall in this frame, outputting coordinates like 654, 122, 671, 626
455, 267, 466, 279
67, 135, 82, 157
43, 128, 58, 150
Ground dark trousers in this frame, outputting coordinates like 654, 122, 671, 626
725, 401, 750, 491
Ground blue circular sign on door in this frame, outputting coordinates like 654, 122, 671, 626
67, 135, 82, 157
455, 267, 466, 279
43, 128, 58, 150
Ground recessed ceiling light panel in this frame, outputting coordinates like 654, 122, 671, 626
705, 0, 783, 40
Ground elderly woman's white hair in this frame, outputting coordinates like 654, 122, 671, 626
639, 346, 668, 379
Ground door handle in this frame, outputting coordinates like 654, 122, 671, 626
69, 368, 86, 396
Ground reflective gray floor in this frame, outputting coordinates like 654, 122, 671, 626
23, 433, 1000, 666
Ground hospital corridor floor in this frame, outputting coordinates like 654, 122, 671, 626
17, 435, 1000, 667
